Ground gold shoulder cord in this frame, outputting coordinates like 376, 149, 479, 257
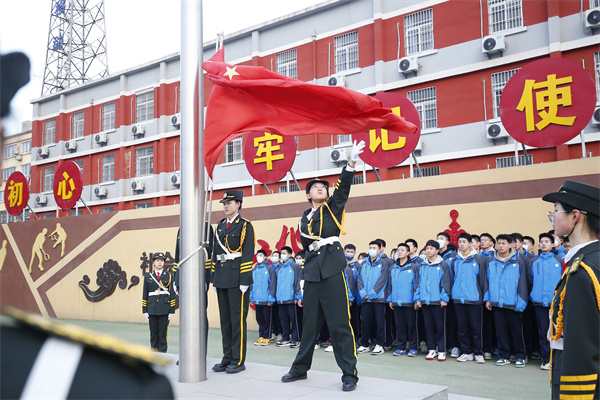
308, 203, 346, 239
226, 221, 247, 253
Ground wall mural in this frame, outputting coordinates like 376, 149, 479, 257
79, 259, 139, 302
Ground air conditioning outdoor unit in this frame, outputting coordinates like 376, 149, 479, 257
16, 154, 22, 161
327, 74, 346, 87
482, 34, 506, 57
398, 56, 420, 75
131, 180, 145, 192
65, 139, 78, 152
413, 139, 424, 155
37, 146, 50, 158
486, 122, 509, 141
95, 132, 108, 145
94, 186, 108, 198
36, 195, 48, 205
131, 124, 145, 137
170, 173, 181, 187
585, 7, 600, 29
171, 114, 181, 128
330, 148, 349, 163
591, 107, 600, 126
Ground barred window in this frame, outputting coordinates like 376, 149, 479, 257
101, 206, 115, 213
135, 146, 154, 177
225, 137, 243, 163
276, 49, 297, 79
595, 51, 599, 101
488, 0, 523, 34
44, 119, 56, 145
134, 201, 153, 209
491, 68, 520, 118
496, 154, 532, 168
413, 165, 440, 177
404, 8, 434, 56
334, 31, 359, 72
591, 0, 600, 7
3, 144, 15, 159
407, 87, 437, 130
102, 154, 115, 182
21, 140, 31, 154
2, 167, 15, 180
352, 175, 364, 185
43, 213, 54, 219
21, 164, 31, 177
0, 211, 7, 224
337, 135, 352, 145
103, 102, 115, 131
44, 166, 55, 192
278, 183, 300, 193
136, 91, 154, 123
72, 111, 84, 139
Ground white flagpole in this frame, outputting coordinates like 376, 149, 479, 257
179, 0, 206, 382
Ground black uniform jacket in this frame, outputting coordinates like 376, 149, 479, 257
142, 271, 176, 315
212, 214, 255, 289
174, 224, 214, 287
300, 167, 354, 282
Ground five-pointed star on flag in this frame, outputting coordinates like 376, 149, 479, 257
223, 66, 240, 81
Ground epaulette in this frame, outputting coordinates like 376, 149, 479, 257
567, 255, 583, 275
4, 307, 171, 367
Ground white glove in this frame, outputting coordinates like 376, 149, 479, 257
350, 140, 366, 161
300, 280, 305, 297
168, 313, 174, 321
240, 285, 249, 294
173, 284, 179, 296
144, 313, 149, 321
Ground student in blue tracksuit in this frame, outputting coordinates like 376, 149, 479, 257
250, 250, 277, 346
479, 233, 496, 259
387, 243, 420, 357
275, 246, 302, 348
437, 232, 459, 358
415, 240, 452, 361
357, 240, 389, 356
484, 234, 528, 368
343, 244, 361, 341
451, 233, 487, 364
526, 232, 563, 370
478, 232, 496, 359
270, 251, 283, 341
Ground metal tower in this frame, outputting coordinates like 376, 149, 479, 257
41, 0, 108, 96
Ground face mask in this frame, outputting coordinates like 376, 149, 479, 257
256, 256, 264, 263
437, 239, 445, 249
554, 240, 560, 248
368, 249, 378, 258
280, 254, 288, 262
522, 245, 529, 251
296, 258, 303, 264
271, 256, 279, 263
419, 254, 427, 261
344, 252, 354, 260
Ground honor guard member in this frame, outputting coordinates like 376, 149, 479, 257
543, 181, 600, 400
142, 252, 176, 353
282, 140, 365, 392
212, 190, 255, 374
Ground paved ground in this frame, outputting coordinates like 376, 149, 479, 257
45, 319, 551, 400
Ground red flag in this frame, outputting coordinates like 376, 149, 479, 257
201, 48, 417, 178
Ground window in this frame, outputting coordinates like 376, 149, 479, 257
592, 0, 600, 7
488, 0, 523, 34
136, 91, 154, 123
135, 146, 154, 176
0, 211, 7, 224
3, 144, 15, 159
73, 160, 83, 172
337, 135, 352, 145
44, 119, 56, 145
21, 164, 30, 177
278, 183, 300, 193
43, 166, 55, 192
276, 49, 297, 79
408, 87, 437, 130
413, 165, 440, 177
102, 154, 115, 182
404, 8, 434, 56
496, 154, 532, 168
101, 206, 115, 213
2, 167, 15, 180
21, 140, 31, 154
0, 191, 3, 202
225, 137, 243, 163
72, 111, 84, 139
43, 213, 54, 220
134, 201, 153, 209
334, 31, 359, 72
491, 68, 520, 118
595, 52, 599, 101
352, 175, 364, 185
103, 102, 115, 131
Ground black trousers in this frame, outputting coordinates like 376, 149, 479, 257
149, 314, 169, 352
445, 301, 459, 350
349, 302, 360, 341
393, 306, 418, 351
523, 302, 539, 355
492, 307, 525, 359
296, 304, 303, 340
482, 306, 495, 353
534, 306, 551, 363
360, 302, 386, 347
216, 287, 249, 367
385, 305, 395, 347
289, 272, 358, 383
255, 304, 272, 339
279, 303, 299, 342
422, 305, 446, 352
454, 303, 483, 355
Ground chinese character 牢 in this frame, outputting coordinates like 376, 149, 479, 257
253, 132, 285, 171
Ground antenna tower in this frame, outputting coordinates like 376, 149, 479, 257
41, 0, 108, 96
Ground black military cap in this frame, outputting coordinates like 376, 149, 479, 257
219, 190, 243, 203
153, 252, 166, 260
542, 180, 600, 217
306, 178, 329, 194
1, 52, 30, 118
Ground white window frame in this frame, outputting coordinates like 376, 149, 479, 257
488, 0, 523, 34
591, 0, 600, 8
337, 135, 352, 146
225, 137, 243, 164
44, 119, 56, 146
334, 31, 359, 73
276, 49, 297, 79
0, 211, 7, 224
404, 8, 434, 56
21, 163, 31, 177
594, 51, 600, 102
408, 87, 438, 130
21, 140, 31, 154
278, 183, 300, 193
43, 166, 54, 192
136, 91, 154, 123
135, 146, 154, 177
2, 167, 15, 180
3, 144, 15, 159
72, 111, 85, 139
102, 154, 115, 182
103, 102, 116, 131
101, 206, 115, 213
491, 68, 520, 119
134, 201, 153, 209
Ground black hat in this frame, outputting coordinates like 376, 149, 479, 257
219, 190, 243, 203
542, 180, 600, 217
1, 52, 31, 118
153, 252, 166, 260
306, 178, 329, 194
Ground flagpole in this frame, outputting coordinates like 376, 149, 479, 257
179, 0, 206, 383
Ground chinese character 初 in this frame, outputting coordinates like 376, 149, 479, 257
516, 74, 576, 132
7, 180, 23, 208
57, 171, 75, 200
254, 132, 285, 171
369, 106, 407, 153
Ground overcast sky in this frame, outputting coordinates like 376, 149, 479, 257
0, 0, 326, 136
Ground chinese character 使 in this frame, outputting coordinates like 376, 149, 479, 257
7, 179, 23, 208
253, 132, 285, 171
57, 171, 75, 200
369, 106, 406, 153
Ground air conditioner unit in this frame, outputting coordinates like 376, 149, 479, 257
585, 7, 600, 29
94, 186, 108, 198
37, 146, 50, 158
131, 124, 145, 137
413, 138, 424, 155
131, 180, 145, 192
398, 56, 420, 75
330, 148, 349, 163
171, 113, 181, 128
65, 139, 78, 152
36, 195, 48, 205
170, 173, 181, 187
15, 154, 22, 161
95, 132, 108, 145
482, 34, 506, 57
591, 107, 600, 126
327, 74, 346, 87
486, 122, 509, 141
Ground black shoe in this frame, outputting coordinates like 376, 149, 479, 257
281, 372, 307, 382
176, 360, 179, 365
212, 363, 228, 372
342, 381, 356, 391
225, 364, 246, 374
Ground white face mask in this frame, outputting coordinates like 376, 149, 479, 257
256, 256, 264, 264
271, 256, 279, 263
522, 245, 529, 251
368, 249, 378, 258
437, 239, 446, 249
296, 258, 303, 264
554, 239, 560, 248
280, 254, 288, 262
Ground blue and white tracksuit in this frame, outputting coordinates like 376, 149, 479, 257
387, 260, 420, 351
357, 254, 389, 347
250, 261, 277, 339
